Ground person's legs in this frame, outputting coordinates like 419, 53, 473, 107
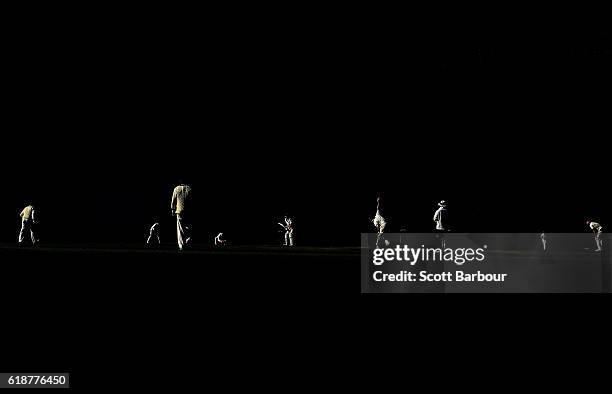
30, 224, 37, 245
288, 229, 294, 246
18, 219, 28, 244
284, 231, 289, 246
177, 215, 191, 250
177, 215, 185, 250
596, 231, 603, 251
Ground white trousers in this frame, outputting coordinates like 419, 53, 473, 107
177, 214, 191, 250
595, 230, 603, 251
19, 219, 37, 245
285, 229, 294, 246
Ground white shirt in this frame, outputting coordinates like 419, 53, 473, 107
590, 222, 603, 232
433, 206, 446, 230
215, 234, 225, 245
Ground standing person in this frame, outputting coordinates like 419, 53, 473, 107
372, 196, 388, 248
372, 196, 386, 234
540, 232, 547, 252
147, 222, 161, 245
171, 182, 192, 251
586, 221, 603, 252
18, 204, 38, 245
278, 216, 294, 246
433, 200, 447, 248
433, 200, 447, 231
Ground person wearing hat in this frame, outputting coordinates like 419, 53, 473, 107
586, 221, 603, 252
433, 200, 447, 231
433, 200, 448, 248
18, 204, 38, 245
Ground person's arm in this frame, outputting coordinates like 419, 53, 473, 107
171, 188, 177, 215
31, 208, 36, 224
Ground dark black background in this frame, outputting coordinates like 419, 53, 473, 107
0, 19, 609, 244
0, 4, 610, 389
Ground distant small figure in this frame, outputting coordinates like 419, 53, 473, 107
147, 222, 161, 245
214, 232, 227, 246
586, 221, 603, 252
19, 204, 38, 245
278, 216, 294, 246
540, 232, 547, 251
372, 196, 388, 248
171, 181, 192, 251
433, 200, 448, 248
433, 200, 447, 231
372, 196, 386, 234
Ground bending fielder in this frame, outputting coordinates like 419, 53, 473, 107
587, 221, 603, 252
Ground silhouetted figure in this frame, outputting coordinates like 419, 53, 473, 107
147, 222, 161, 245
372, 196, 387, 248
372, 196, 386, 234
214, 232, 227, 246
587, 221, 603, 252
19, 205, 38, 245
433, 200, 447, 231
540, 232, 547, 252
171, 182, 192, 251
433, 200, 447, 248
278, 216, 294, 246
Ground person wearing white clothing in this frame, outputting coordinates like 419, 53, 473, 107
372, 196, 386, 234
147, 222, 161, 245
171, 182, 192, 250
587, 221, 603, 252
18, 204, 38, 245
433, 200, 447, 231
214, 232, 227, 246
278, 216, 294, 246
433, 200, 448, 249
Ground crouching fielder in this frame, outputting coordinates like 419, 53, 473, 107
587, 221, 603, 252
215, 232, 227, 246
278, 216, 294, 246
19, 204, 38, 245
147, 222, 161, 245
